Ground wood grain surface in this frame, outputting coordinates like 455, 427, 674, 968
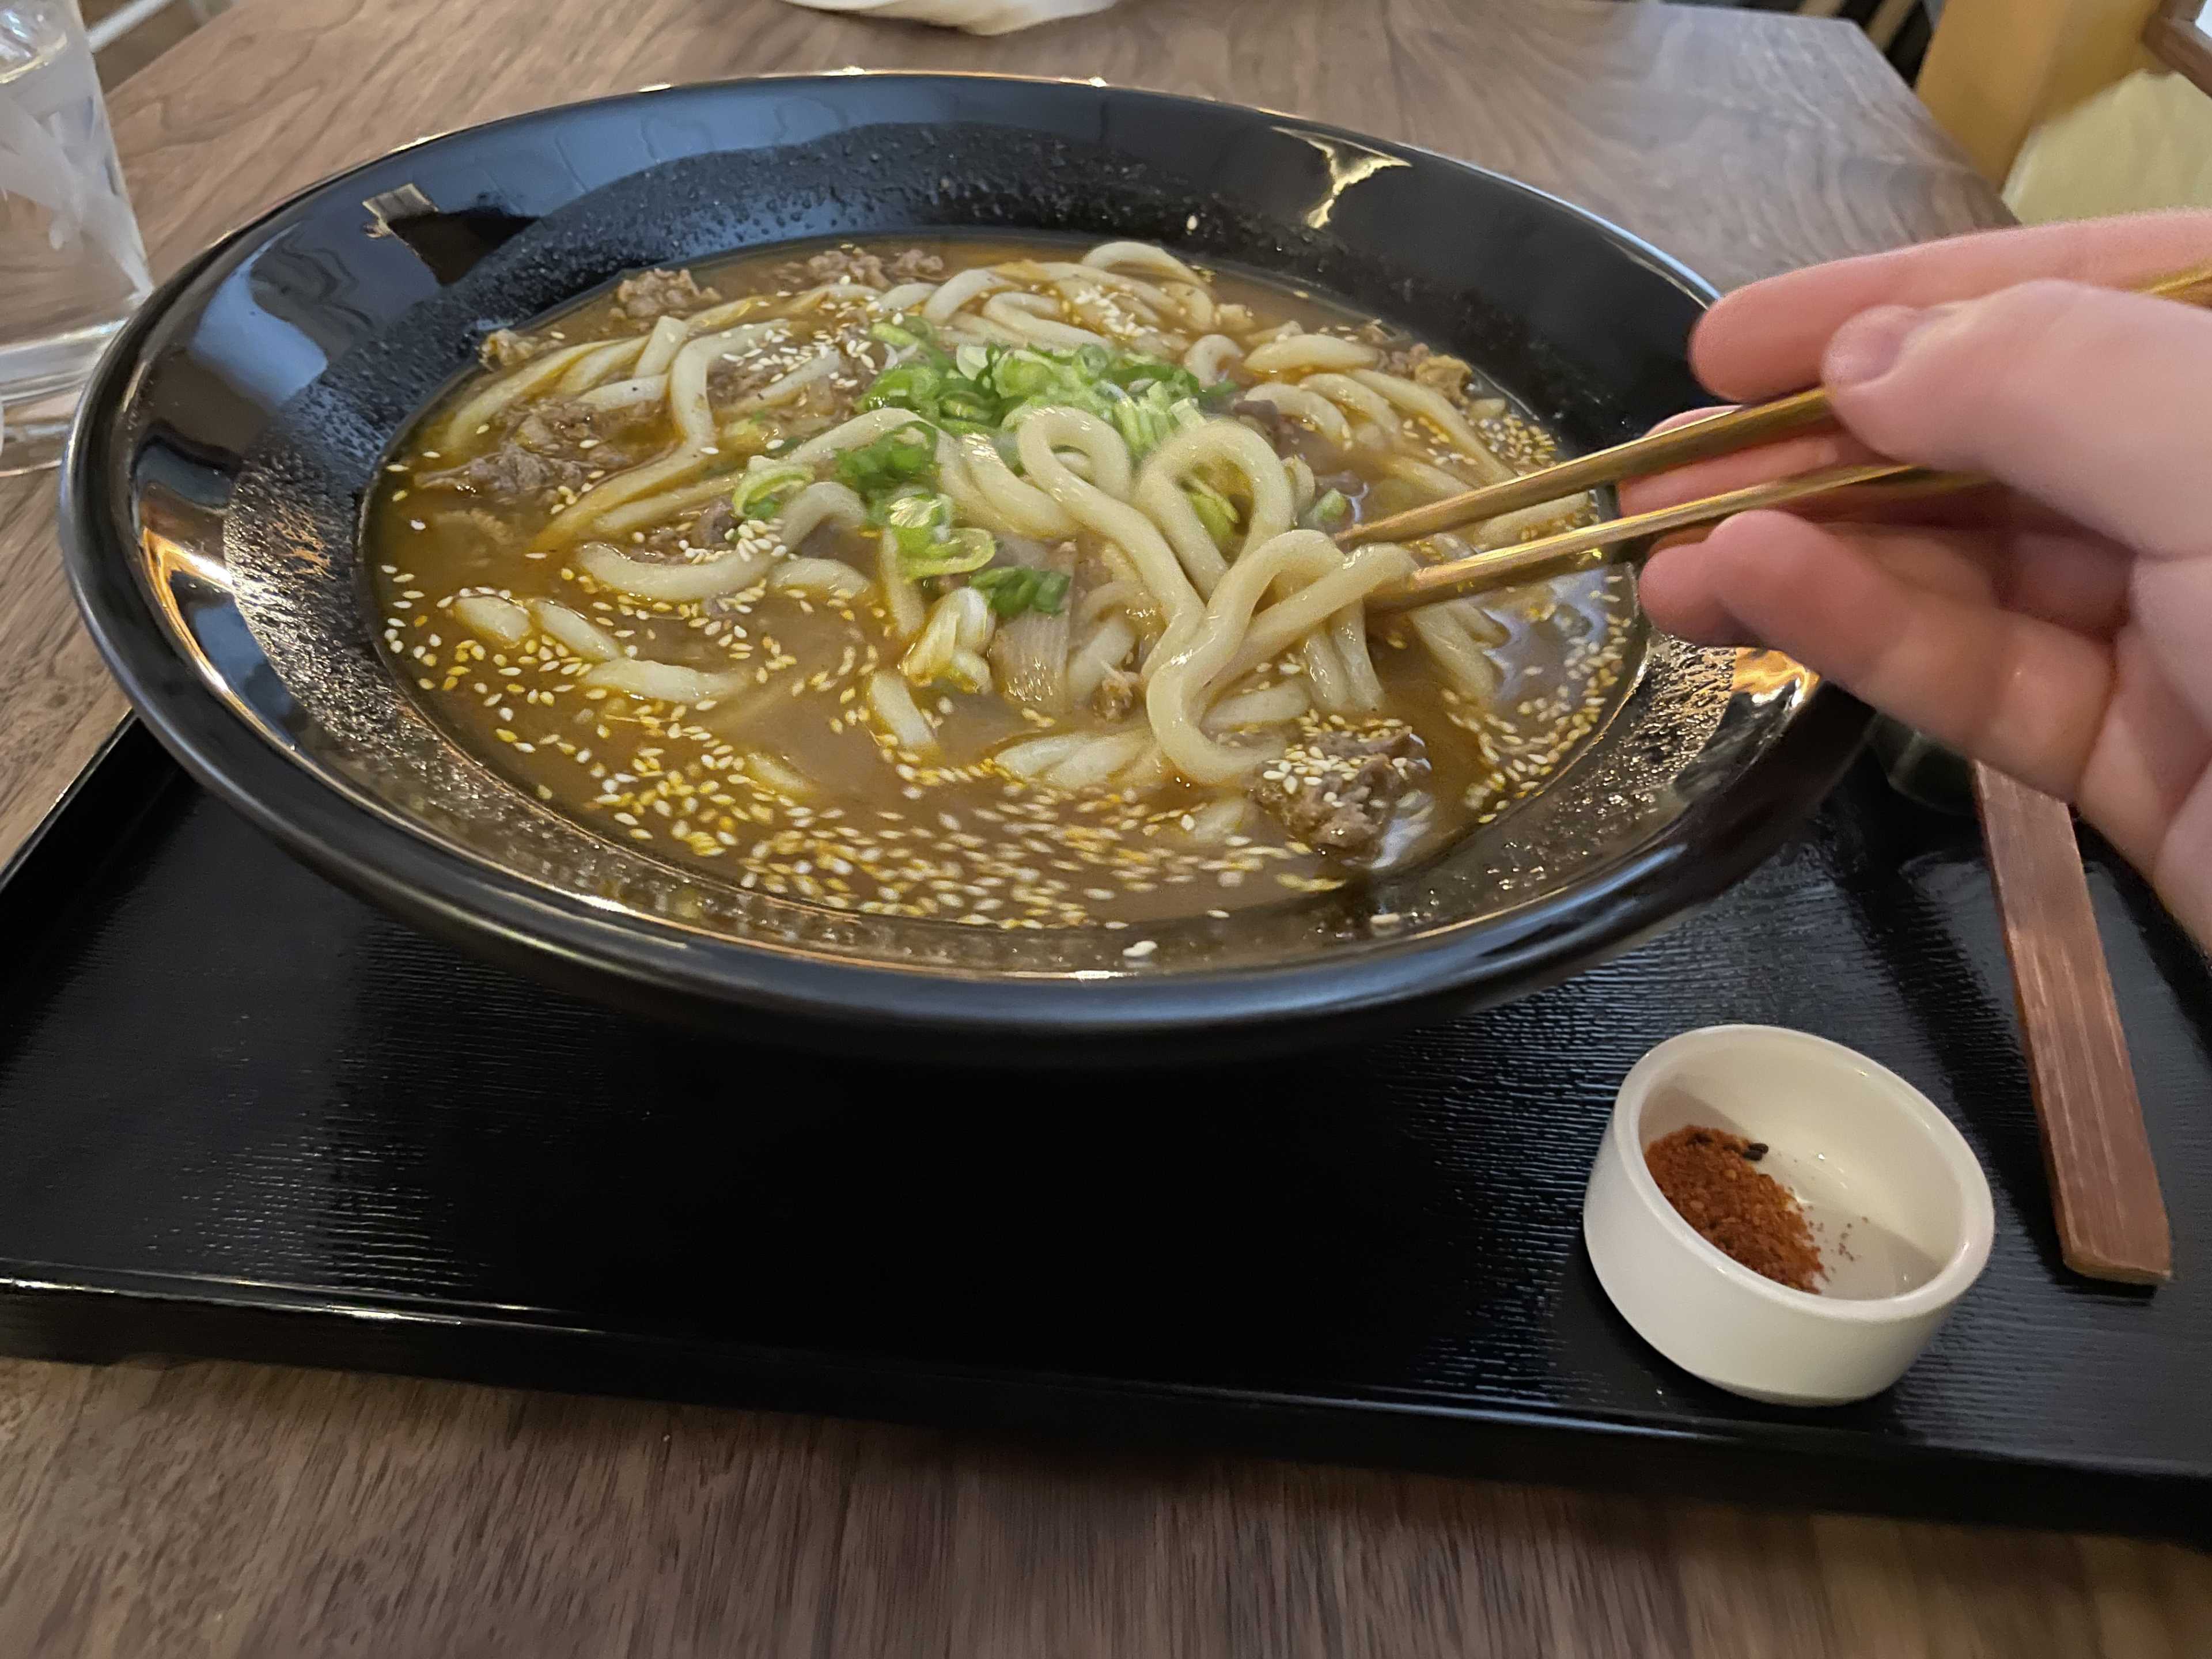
1, 0, 2197, 1654
1975, 764, 2174, 1283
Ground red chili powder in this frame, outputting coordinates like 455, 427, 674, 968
1645, 1126, 1824, 1292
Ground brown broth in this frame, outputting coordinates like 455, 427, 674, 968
366, 236, 1635, 929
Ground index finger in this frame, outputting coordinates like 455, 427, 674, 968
1694, 210, 2212, 400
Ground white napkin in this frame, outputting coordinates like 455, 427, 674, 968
782, 0, 1119, 36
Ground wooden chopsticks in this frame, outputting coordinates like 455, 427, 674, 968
1351, 258, 2212, 609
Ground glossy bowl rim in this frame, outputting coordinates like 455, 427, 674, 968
59, 72, 1873, 1047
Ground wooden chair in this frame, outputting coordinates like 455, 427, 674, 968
1916, 0, 2211, 183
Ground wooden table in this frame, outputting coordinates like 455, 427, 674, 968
0, 1, 2203, 1653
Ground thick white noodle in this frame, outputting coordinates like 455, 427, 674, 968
744, 752, 815, 799
1243, 334, 1378, 375
576, 541, 772, 604
450, 593, 531, 646
1300, 372, 1401, 438
1349, 369, 1514, 483
785, 407, 925, 467
1162, 281, 1214, 330
1082, 240, 1202, 285
954, 431, 1078, 538
1053, 278, 1162, 333
877, 531, 926, 639
775, 481, 866, 550
634, 315, 690, 377
1078, 581, 1146, 627
1131, 418, 1295, 596
984, 291, 1107, 349
437, 340, 605, 450
1475, 494, 1593, 547
1184, 797, 1249, 843
679, 294, 771, 334
1448, 596, 1510, 648
922, 267, 1009, 321
531, 600, 624, 661
584, 473, 742, 541
1204, 680, 1312, 730
1407, 602, 1502, 700
531, 325, 792, 545
1066, 617, 1137, 703
877, 281, 938, 311
934, 435, 1014, 536
994, 732, 1091, 779
577, 374, 666, 414
1222, 541, 1415, 688
868, 671, 937, 753
767, 558, 870, 601
1146, 532, 1408, 783
1042, 731, 1152, 791
734, 349, 843, 411
668, 322, 786, 448
1028, 260, 1177, 314
1238, 383, 1353, 448
557, 337, 650, 395
585, 658, 747, 703
1181, 334, 1241, 382
793, 281, 881, 309
1381, 452, 1480, 498
1014, 411, 1200, 647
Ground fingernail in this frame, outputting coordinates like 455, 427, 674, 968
1824, 304, 1936, 387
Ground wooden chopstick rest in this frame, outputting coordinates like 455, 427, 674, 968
1974, 764, 2172, 1285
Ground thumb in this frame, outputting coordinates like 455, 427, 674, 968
1823, 281, 2212, 562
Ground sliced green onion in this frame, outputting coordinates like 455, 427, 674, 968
900, 525, 996, 579
1183, 479, 1241, 548
971, 566, 1071, 618
861, 362, 944, 416
731, 463, 813, 520
1303, 488, 1351, 529
837, 426, 938, 495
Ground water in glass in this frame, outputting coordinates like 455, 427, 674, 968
0, 2, 148, 475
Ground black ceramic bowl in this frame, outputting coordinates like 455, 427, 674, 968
60, 74, 1866, 1062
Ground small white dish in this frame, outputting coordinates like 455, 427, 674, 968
1583, 1025, 1995, 1406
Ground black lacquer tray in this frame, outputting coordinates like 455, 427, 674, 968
2, 726, 2206, 1540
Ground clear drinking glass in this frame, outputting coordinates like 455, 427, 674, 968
0, 1, 149, 476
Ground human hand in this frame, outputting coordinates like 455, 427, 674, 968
1623, 211, 2212, 943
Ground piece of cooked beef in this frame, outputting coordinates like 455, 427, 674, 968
691, 497, 738, 550
420, 397, 622, 505
1249, 724, 1431, 858
1378, 340, 1476, 399
427, 505, 518, 547
1231, 397, 1291, 448
1092, 669, 1138, 723
613, 268, 719, 324
630, 496, 743, 563
707, 353, 787, 406
478, 328, 541, 370
772, 247, 945, 289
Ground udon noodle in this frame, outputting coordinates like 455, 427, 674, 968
368, 238, 1634, 927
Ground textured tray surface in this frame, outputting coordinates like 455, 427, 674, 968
1, 730, 2206, 1533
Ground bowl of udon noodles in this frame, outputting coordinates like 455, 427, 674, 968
61, 74, 1867, 1062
